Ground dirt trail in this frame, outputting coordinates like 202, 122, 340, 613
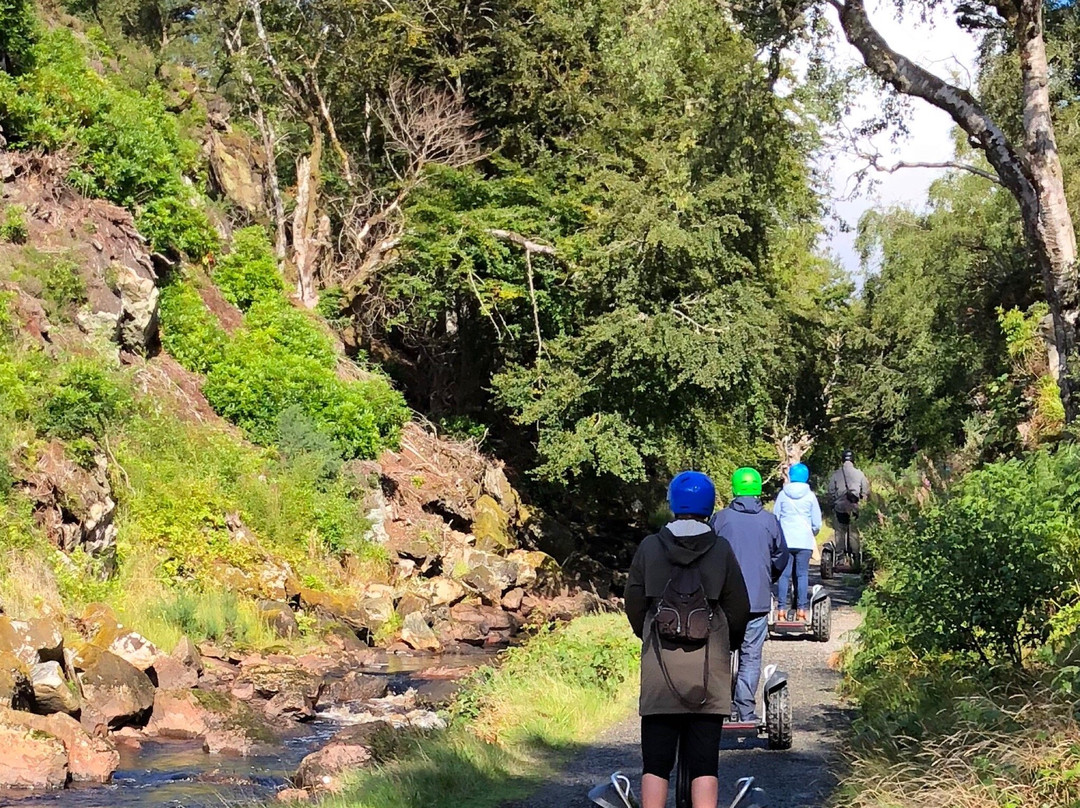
510, 566, 862, 808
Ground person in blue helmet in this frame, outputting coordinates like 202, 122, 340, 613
625, 471, 751, 808
773, 463, 822, 622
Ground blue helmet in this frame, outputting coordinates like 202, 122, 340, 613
789, 463, 809, 483
667, 471, 716, 518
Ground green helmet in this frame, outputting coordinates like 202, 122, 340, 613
731, 467, 762, 497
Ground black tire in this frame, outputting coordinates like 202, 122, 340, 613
765, 684, 792, 750
675, 738, 692, 808
811, 597, 831, 642
820, 547, 834, 580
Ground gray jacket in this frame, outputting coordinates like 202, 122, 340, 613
827, 462, 870, 509
625, 520, 750, 716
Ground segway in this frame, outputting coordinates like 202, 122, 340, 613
769, 584, 831, 642
589, 773, 767, 808
820, 513, 862, 579
723, 651, 792, 750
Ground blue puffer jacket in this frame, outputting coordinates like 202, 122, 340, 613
711, 497, 788, 613
773, 482, 822, 552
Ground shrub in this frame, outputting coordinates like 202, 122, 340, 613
0, 205, 28, 244
0, 0, 36, 75
244, 297, 336, 367
204, 329, 407, 460
276, 405, 343, 481
136, 195, 219, 259
213, 227, 282, 311
37, 360, 127, 440
157, 279, 227, 374
858, 446, 1080, 667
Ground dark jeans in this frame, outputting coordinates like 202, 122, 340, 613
733, 613, 769, 722
833, 512, 861, 558
778, 549, 812, 611
640, 714, 725, 780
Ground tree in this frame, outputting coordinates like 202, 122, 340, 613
826, 0, 1079, 421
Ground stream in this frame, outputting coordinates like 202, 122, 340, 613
0, 652, 494, 808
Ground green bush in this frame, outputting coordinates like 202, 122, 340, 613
0, 0, 36, 75
857, 446, 1080, 668
136, 195, 219, 259
37, 360, 127, 440
204, 326, 406, 460
244, 297, 336, 367
0, 205, 28, 244
157, 279, 227, 374
276, 405, 343, 481
213, 227, 282, 311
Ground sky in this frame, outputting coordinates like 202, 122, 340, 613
819, 1, 981, 279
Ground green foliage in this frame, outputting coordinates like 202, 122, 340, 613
156, 588, 272, 646
37, 360, 127, 441
136, 195, 219, 259
0, 0, 36, 75
275, 405, 343, 481
157, 279, 227, 374
0, 27, 215, 256
998, 302, 1048, 361
204, 322, 406, 460
0, 205, 28, 244
855, 446, 1080, 669
213, 227, 282, 311
243, 297, 337, 367
2, 249, 87, 322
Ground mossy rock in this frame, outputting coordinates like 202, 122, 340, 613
472, 495, 515, 553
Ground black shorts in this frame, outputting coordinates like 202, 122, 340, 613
640, 714, 724, 781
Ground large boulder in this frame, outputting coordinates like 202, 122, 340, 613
76, 648, 155, 728
0, 649, 33, 709
455, 549, 521, 604
294, 721, 393, 792
0, 708, 119, 784
425, 577, 467, 608
258, 600, 299, 639
115, 262, 160, 354
147, 689, 275, 755
0, 615, 65, 667
237, 663, 322, 722
400, 612, 441, 653
0, 721, 68, 789
317, 671, 388, 707
31, 661, 81, 715
471, 494, 515, 553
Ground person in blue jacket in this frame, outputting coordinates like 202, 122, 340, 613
773, 463, 822, 622
711, 467, 788, 724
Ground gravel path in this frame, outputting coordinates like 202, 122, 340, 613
508, 565, 862, 808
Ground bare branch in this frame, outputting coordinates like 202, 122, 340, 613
485, 229, 557, 256
861, 152, 1003, 185
485, 229, 557, 356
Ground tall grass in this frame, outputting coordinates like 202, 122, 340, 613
323, 613, 640, 808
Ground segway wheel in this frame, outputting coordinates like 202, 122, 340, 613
765, 683, 792, 750
811, 597, 832, 642
820, 547, 834, 580
675, 739, 691, 808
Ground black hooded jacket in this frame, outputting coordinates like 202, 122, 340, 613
625, 520, 751, 715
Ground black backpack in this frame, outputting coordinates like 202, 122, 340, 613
651, 557, 713, 708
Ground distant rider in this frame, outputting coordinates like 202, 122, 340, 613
625, 471, 750, 808
773, 462, 821, 622
826, 449, 870, 567
710, 468, 787, 725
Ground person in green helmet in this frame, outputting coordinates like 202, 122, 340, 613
710, 467, 787, 723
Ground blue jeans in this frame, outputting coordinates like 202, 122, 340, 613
734, 614, 769, 722
777, 549, 813, 612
